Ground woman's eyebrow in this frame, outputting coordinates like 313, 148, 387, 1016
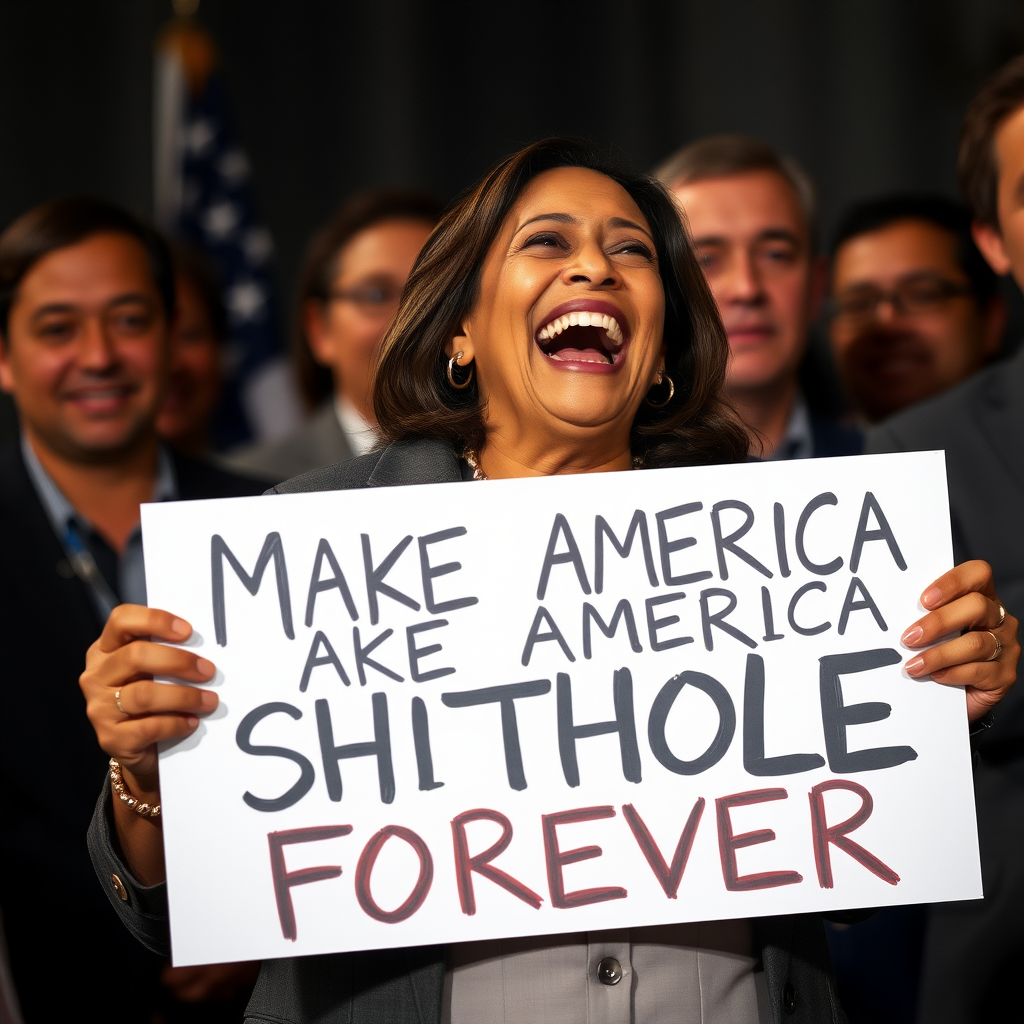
514, 212, 654, 241
609, 216, 654, 240
515, 212, 575, 233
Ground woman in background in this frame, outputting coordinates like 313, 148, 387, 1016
225, 188, 440, 481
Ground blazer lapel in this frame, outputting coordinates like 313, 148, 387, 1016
972, 347, 1024, 492
366, 438, 463, 488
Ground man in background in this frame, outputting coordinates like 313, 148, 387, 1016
0, 197, 263, 1021
828, 194, 1004, 423
866, 55, 1024, 1023
656, 135, 861, 459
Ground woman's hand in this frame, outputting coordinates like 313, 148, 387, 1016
901, 560, 1019, 722
80, 604, 218, 883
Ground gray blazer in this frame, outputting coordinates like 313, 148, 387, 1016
87, 438, 846, 1024
221, 403, 356, 484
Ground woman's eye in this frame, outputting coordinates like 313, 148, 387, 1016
521, 232, 567, 251
614, 240, 654, 260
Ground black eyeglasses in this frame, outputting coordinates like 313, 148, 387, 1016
829, 276, 973, 326
327, 284, 402, 314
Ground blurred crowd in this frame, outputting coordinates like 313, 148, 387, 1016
1, 45, 1023, 1024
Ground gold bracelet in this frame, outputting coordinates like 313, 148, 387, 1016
109, 758, 161, 818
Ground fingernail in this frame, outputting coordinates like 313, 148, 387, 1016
186, 714, 199, 728
901, 626, 924, 646
921, 587, 942, 609
196, 657, 215, 677
199, 689, 218, 709
171, 618, 191, 638
905, 656, 925, 676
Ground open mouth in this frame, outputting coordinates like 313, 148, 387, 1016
535, 309, 627, 367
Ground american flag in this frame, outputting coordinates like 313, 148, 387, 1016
154, 20, 302, 448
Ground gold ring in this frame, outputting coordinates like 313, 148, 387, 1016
985, 630, 1003, 662
115, 689, 128, 715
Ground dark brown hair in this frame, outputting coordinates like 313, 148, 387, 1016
959, 54, 1024, 227
0, 196, 174, 340
374, 137, 749, 469
293, 189, 442, 409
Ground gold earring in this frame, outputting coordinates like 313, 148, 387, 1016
447, 351, 474, 390
645, 373, 674, 408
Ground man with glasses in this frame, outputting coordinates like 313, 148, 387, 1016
828, 195, 1004, 423
225, 189, 439, 482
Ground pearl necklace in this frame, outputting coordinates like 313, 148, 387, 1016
462, 448, 644, 480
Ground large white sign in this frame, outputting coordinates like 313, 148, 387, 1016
143, 451, 981, 966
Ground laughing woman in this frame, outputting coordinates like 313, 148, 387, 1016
80, 139, 1018, 1024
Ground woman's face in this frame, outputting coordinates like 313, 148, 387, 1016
307, 217, 433, 420
456, 166, 666, 455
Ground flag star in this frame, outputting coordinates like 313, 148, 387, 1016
202, 201, 240, 241
184, 118, 216, 157
227, 280, 266, 323
218, 148, 250, 185
242, 227, 273, 264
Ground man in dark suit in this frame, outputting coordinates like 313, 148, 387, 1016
656, 136, 863, 461
866, 55, 1024, 1023
0, 197, 264, 1021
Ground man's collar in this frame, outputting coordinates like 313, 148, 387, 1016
20, 432, 179, 538
769, 391, 814, 461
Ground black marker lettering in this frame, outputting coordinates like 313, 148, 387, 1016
362, 533, 421, 626
418, 528, 479, 613
583, 600, 643, 659
212, 532, 293, 646
304, 538, 358, 627
557, 669, 641, 786
594, 511, 658, 593
236, 702, 315, 812
819, 649, 917, 772
795, 494, 843, 575
441, 680, 551, 791
315, 693, 395, 803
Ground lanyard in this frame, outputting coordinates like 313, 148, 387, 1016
63, 520, 119, 620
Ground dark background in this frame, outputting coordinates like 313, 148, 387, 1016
2, 0, 1023, 328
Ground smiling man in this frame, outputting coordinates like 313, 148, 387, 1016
656, 135, 862, 460
828, 194, 1003, 423
0, 197, 263, 1021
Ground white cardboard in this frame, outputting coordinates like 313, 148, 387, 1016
142, 451, 981, 966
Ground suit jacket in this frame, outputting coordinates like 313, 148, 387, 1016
222, 403, 356, 483
0, 439, 264, 1022
88, 438, 846, 1024
866, 345, 1024, 751
866, 347, 1024, 1023
810, 415, 864, 459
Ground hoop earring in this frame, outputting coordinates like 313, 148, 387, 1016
447, 351, 474, 390
645, 373, 674, 408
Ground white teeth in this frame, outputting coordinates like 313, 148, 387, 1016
537, 310, 625, 345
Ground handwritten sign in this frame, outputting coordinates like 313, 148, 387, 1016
144, 451, 981, 966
